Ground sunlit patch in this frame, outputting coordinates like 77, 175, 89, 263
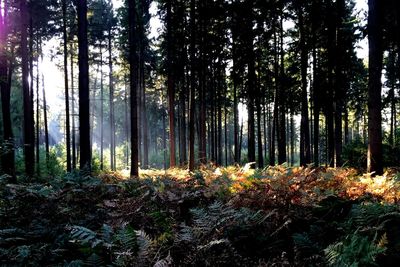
103, 164, 400, 205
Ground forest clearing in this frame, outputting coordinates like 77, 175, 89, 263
1, 0, 400, 265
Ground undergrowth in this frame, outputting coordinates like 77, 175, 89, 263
1, 165, 400, 266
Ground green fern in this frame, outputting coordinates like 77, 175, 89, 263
324, 233, 386, 267
114, 226, 137, 252
70, 226, 104, 248
84, 253, 104, 266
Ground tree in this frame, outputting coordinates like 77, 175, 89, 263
166, 0, 176, 167
297, 2, 311, 166
62, 0, 72, 172
0, 0, 16, 181
77, 0, 91, 171
128, 0, 139, 177
367, 0, 383, 175
21, 0, 35, 177
188, 0, 196, 171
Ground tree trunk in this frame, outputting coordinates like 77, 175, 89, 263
166, 0, 176, 168
246, 6, 256, 164
77, 0, 91, 171
327, 0, 335, 167
124, 76, 129, 168
108, 31, 115, 171
70, 42, 76, 170
128, 0, 139, 177
290, 111, 295, 166
62, 0, 71, 172
277, 14, 286, 164
96, 46, 104, 170
0, 1, 16, 180
367, 0, 383, 175
188, 0, 196, 171
21, 0, 34, 177
334, 0, 345, 167
35, 43, 40, 175
198, 0, 206, 164
29, 17, 35, 170
299, 7, 311, 166
42, 73, 49, 165
312, 1, 319, 167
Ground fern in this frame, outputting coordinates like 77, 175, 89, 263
293, 232, 320, 254
114, 226, 137, 252
69, 226, 105, 248
84, 253, 104, 266
324, 233, 385, 267
135, 230, 154, 265
154, 252, 173, 267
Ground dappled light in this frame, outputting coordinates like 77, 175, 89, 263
1, 0, 400, 265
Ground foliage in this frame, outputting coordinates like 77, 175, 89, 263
1, 166, 400, 265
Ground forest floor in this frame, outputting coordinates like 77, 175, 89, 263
1, 165, 400, 266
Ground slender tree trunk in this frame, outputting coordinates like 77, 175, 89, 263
277, 14, 286, 164
21, 0, 34, 177
312, 1, 319, 167
77, 0, 91, 171
124, 76, 129, 168
70, 42, 76, 170
179, 89, 187, 165
162, 105, 167, 170
246, 6, 256, 164
263, 102, 268, 162
108, 31, 116, 171
224, 100, 228, 166
327, 0, 335, 167
239, 117, 243, 162
217, 74, 223, 166
99, 45, 104, 170
290, 111, 295, 166
232, 28, 239, 164
29, 17, 35, 170
141, 60, 149, 169
299, 7, 311, 166
166, 0, 176, 168
62, 0, 71, 172
42, 73, 49, 165
188, 0, 196, 171
334, 0, 345, 167
128, 0, 139, 177
35, 45, 40, 174
344, 107, 349, 144
0, 0, 15, 180
367, 0, 383, 175
198, 0, 206, 164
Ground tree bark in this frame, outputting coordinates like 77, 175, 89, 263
188, 0, 196, 171
108, 31, 115, 171
0, 0, 16, 180
21, 0, 35, 177
62, 0, 71, 172
100, 45, 104, 170
166, 0, 176, 168
246, 5, 256, 164
77, 0, 91, 171
277, 14, 286, 164
367, 0, 383, 175
128, 0, 139, 177
42, 72, 49, 165
299, 7, 311, 166
70, 42, 76, 170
